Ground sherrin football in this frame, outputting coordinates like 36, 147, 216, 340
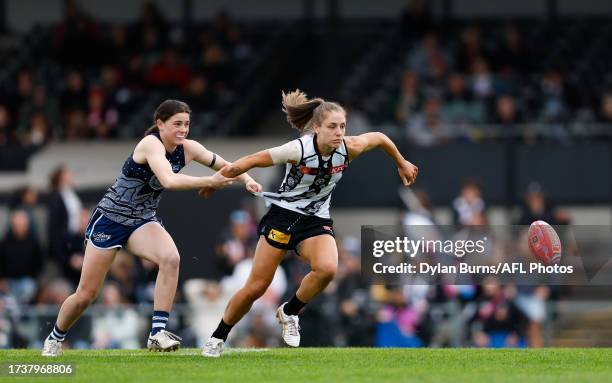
528, 220, 562, 265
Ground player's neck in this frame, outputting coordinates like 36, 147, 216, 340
317, 141, 335, 157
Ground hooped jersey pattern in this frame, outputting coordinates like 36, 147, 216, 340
262, 134, 349, 218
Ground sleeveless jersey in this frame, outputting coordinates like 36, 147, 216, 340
97, 132, 185, 226
261, 134, 349, 219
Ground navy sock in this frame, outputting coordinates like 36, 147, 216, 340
150, 311, 169, 336
47, 324, 67, 342
283, 294, 306, 316
211, 319, 234, 341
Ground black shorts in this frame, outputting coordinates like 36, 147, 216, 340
258, 204, 335, 251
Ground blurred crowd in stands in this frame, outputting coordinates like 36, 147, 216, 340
1, 0, 612, 150
386, 2, 612, 144
0, 165, 569, 349
0, 0, 254, 147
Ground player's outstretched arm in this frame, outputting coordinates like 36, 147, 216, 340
221, 140, 301, 177
183, 139, 262, 193
138, 135, 235, 190
345, 132, 418, 187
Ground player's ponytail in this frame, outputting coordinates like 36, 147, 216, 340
145, 99, 191, 136
282, 89, 345, 135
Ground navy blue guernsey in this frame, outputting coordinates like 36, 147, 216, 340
97, 132, 185, 226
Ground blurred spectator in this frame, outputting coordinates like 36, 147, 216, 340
60, 71, 88, 113
453, 180, 486, 226
469, 57, 497, 101
456, 26, 489, 73
146, 47, 193, 90
18, 112, 52, 147
408, 33, 451, 81
395, 71, 423, 125
538, 70, 568, 123
108, 252, 138, 303
86, 87, 119, 139
493, 95, 523, 140
336, 237, 373, 346
17, 85, 61, 139
472, 279, 526, 348
215, 210, 257, 277
184, 279, 232, 346
495, 25, 531, 76
9, 186, 40, 236
406, 97, 451, 146
514, 285, 549, 348
184, 74, 216, 113
47, 166, 83, 267
92, 283, 142, 349
373, 286, 423, 347
442, 73, 485, 126
0, 210, 43, 303
517, 182, 554, 225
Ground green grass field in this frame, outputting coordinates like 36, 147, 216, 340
1, 348, 611, 383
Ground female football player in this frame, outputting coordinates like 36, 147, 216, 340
42, 99, 261, 356
202, 90, 418, 357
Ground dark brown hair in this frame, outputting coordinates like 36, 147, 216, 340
144, 99, 191, 136
281, 90, 345, 134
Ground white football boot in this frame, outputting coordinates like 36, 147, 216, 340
276, 303, 300, 347
201, 337, 225, 358
41, 338, 63, 357
147, 330, 182, 352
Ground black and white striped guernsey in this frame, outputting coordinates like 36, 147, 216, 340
261, 134, 349, 219
96, 132, 185, 226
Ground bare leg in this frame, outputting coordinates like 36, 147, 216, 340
127, 222, 181, 312
295, 235, 338, 302
222, 237, 286, 324
55, 242, 118, 331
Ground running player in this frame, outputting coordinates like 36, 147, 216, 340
201, 90, 418, 357
42, 99, 262, 356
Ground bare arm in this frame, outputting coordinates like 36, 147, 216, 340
184, 139, 258, 186
137, 136, 234, 190
221, 150, 275, 178
345, 132, 418, 186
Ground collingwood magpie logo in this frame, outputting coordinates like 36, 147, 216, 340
92, 232, 112, 242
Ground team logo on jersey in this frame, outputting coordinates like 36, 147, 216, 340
92, 232, 112, 242
268, 229, 291, 244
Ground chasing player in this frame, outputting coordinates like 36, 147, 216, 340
42, 99, 261, 356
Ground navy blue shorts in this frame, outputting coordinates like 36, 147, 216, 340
85, 209, 161, 250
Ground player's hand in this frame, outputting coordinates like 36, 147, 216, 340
245, 179, 263, 194
198, 187, 215, 198
210, 168, 236, 189
398, 160, 418, 187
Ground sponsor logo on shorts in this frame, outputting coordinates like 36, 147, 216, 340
92, 232, 112, 242
268, 229, 291, 244
322, 225, 334, 233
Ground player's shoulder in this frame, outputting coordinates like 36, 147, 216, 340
136, 134, 165, 154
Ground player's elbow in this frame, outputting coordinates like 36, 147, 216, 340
159, 175, 178, 190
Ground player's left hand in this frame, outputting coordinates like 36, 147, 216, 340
245, 179, 263, 194
398, 160, 418, 187
198, 187, 216, 198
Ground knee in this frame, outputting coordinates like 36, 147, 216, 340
242, 281, 270, 301
314, 262, 337, 283
158, 251, 180, 271
74, 289, 98, 310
